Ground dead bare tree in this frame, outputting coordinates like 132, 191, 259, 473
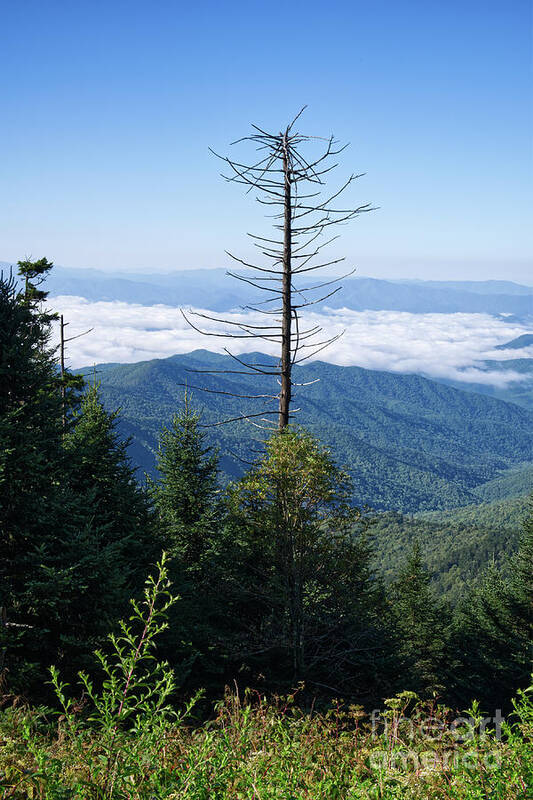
59, 314, 93, 429
182, 107, 373, 430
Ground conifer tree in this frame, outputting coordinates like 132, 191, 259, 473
151, 394, 220, 573
150, 396, 223, 684
0, 260, 156, 695
0, 261, 71, 688
389, 544, 448, 696
452, 500, 533, 708
64, 383, 158, 590
509, 497, 533, 655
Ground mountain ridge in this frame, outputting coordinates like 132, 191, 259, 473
83, 349, 533, 513
3, 262, 529, 318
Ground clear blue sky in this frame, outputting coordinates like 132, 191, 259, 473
1, 0, 531, 281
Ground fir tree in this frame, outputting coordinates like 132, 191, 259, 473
389, 543, 448, 696
0, 262, 70, 689
0, 260, 156, 695
452, 499, 533, 708
150, 396, 223, 685
509, 497, 533, 657
151, 394, 220, 573
64, 383, 158, 591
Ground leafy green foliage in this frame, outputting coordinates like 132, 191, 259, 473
2, 668, 532, 797
474, 463, 533, 502
44, 554, 198, 798
224, 427, 389, 696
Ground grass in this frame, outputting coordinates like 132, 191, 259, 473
1, 557, 531, 799
1, 686, 532, 799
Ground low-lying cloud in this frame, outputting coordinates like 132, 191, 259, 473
49, 296, 532, 388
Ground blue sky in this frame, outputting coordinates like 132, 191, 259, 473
1, 0, 531, 281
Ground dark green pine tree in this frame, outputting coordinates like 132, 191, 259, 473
150, 395, 224, 685
390, 543, 448, 697
62, 383, 159, 629
455, 498, 533, 708
0, 260, 71, 690
509, 497, 533, 664
151, 394, 220, 572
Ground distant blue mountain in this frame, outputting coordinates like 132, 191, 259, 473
495, 334, 533, 350
400, 279, 533, 297
4, 262, 528, 319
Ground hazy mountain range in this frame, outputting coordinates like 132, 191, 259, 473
32, 265, 533, 319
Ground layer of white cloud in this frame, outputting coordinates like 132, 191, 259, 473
48, 296, 532, 387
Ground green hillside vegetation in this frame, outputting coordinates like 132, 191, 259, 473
87, 350, 533, 512
473, 463, 533, 501
370, 496, 529, 604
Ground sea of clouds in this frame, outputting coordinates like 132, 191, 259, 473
49, 296, 532, 387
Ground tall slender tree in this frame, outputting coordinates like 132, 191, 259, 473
150, 396, 224, 685
0, 260, 156, 695
182, 108, 373, 429
151, 394, 221, 571
64, 383, 158, 593
452, 499, 533, 708
0, 260, 82, 689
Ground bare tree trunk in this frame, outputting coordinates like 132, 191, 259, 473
289, 572, 305, 678
279, 133, 292, 430
60, 314, 66, 430
57, 317, 92, 430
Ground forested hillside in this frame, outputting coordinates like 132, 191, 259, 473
88, 350, 533, 512
371, 495, 529, 603
3, 0, 532, 792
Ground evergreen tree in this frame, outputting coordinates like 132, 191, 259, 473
64, 383, 158, 591
509, 497, 533, 662
150, 397, 224, 685
151, 394, 220, 573
0, 261, 70, 689
0, 260, 156, 696
452, 499, 533, 708
389, 544, 448, 697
